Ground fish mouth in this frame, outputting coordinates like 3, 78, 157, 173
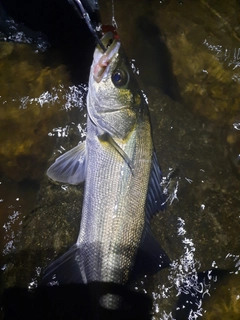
93, 32, 121, 83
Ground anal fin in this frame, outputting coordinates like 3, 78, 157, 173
41, 244, 83, 285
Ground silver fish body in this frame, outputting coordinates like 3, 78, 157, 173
43, 32, 169, 301
78, 116, 152, 284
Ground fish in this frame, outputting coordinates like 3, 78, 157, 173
42, 31, 170, 309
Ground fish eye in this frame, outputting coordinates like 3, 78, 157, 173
111, 69, 129, 88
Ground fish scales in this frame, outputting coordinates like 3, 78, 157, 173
78, 115, 152, 284
43, 32, 169, 310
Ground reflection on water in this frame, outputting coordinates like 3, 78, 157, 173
203, 38, 240, 70
3, 207, 21, 255
0, 84, 87, 181
0, 82, 88, 256
0, 6, 48, 51
1, 0, 240, 319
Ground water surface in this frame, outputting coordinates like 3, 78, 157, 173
1, 1, 240, 319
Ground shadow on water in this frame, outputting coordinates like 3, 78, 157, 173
135, 16, 182, 102
2, 282, 152, 320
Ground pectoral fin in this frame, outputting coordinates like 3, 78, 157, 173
98, 132, 133, 174
47, 142, 87, 185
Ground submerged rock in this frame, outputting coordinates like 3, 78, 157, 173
3, 176, 83, 289
101, 0, 240, 124
202, 271, 240, 320
0, 41, 72, 182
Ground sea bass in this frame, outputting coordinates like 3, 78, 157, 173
43, 32, 169, 296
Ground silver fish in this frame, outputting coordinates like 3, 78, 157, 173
43, 32, 169, 306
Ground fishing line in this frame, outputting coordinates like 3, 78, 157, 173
111, 0, 118, 29
69, 0, 106, 51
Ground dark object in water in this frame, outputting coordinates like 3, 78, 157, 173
136, 16, 182, 102
2, 283, 153, 320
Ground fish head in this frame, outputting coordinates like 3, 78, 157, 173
87, 32, 144, 140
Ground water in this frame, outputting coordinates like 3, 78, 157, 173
1, 0, 240, 319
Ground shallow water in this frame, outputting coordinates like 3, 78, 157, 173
1, 0, 240, 319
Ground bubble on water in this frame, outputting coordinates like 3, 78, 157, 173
2, 210, 22, 255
